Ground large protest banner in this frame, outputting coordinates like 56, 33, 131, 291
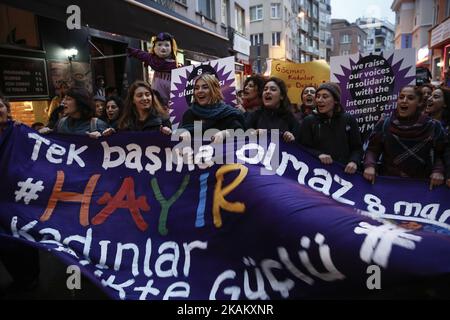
1, 123, 450, 300
170, 56, 236, 128
270, 59, 330, 105
331, 49, 416, 138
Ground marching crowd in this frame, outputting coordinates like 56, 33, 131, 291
1, 31, 450, 298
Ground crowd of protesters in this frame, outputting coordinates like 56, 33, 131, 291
2, 46, 450, 298
2, 71, 450, 184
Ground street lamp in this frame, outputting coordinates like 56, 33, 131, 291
64, 48, 78, 87
64, 48, 78, 62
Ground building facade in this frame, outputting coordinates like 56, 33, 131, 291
356, 17, 395, 54
298, 0, 320, 62
391, 0, 435, 69
429, 0, 450, 84
0, 0, 251, 125
331, 19, 367, 57
249, 0, 302, 74
318, 0, 332, 61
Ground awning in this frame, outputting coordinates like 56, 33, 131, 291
0, 0, 231, 58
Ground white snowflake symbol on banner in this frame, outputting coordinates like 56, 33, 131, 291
354, 222, 422, 268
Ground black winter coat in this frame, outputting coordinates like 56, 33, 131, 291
246, 108, 299, 137
299, 112, 363, 165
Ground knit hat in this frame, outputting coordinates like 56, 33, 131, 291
317, 82, 341, 102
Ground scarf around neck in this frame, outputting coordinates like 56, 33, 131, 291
182, 101, 244, 131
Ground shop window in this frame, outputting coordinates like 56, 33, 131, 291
10, 100, 48, 127
0, 4, 40, 49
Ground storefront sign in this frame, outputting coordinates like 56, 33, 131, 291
430, 18, 450, 48
233, 32, 250, 56
0, 55, 49, 99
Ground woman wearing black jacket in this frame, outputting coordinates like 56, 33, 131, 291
299, 82, 362, 174
246, 77, 298, 143
113, 80, 172, 134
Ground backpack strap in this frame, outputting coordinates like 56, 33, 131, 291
56, 116, 68, 132
381, 114, 391, 141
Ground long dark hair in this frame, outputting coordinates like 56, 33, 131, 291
263, 77, 292, 116
438, 86, 450, 127
244, 74, 265, 98
103, 96, 124, 122
118, 80, 168, 130
65, 87, 94, 120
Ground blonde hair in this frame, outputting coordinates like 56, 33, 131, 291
193, 73, 224, 105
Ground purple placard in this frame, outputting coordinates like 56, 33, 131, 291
331, 49, 416, 139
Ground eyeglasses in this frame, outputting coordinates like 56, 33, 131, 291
303, 89, 316, 94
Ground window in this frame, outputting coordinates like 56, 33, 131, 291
197, 0, 215, 20
250, 5, 263, 21
175, 0, 187, 5
235, 5, 245, 34
341, 34, 351, 44
272, 32, 281, 46
400, 34, 412, 48
313, 5, 318, 19
271, 3, 281, 19
221, 0, 228, 25
250, 33, 264, 46
341, 50, 350, 55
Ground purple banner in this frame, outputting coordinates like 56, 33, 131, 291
1, 123, 450, 300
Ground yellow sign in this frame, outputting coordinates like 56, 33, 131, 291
270, 60, 330, 104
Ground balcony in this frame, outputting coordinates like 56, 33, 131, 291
299, 22, 309, 31
375, 29, 387, 38
303, 45, 314, 54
